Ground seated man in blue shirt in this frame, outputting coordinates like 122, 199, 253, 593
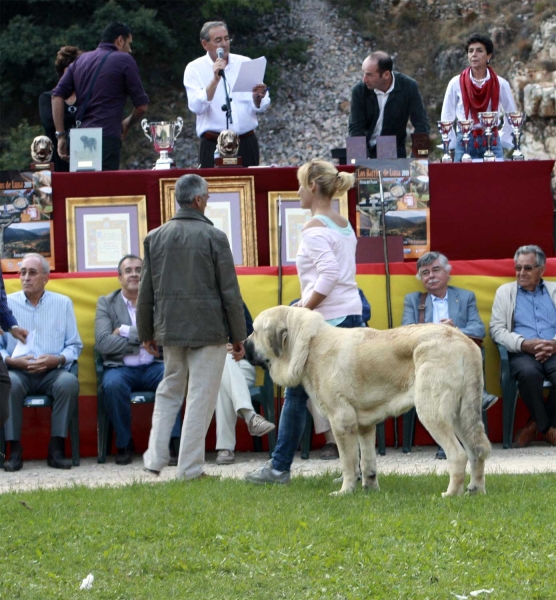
95, 255, 181, 465
402, 251, 497, 459
0, 253, 82, 471
490, 245, 556, 447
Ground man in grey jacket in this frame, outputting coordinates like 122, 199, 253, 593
490, 245, 556, 447
95, 255, 180, 465
138, 173, 246, 480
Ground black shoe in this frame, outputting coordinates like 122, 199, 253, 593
169, 437, 179, 467
47, 450, 72, 469
115, 439, 134, 465
3, 450, 23, 472
482, 391, 498, 411
435, 446, 447, 460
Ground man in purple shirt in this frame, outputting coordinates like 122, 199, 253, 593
52, 21, 149, 171
95, 255, 181, 465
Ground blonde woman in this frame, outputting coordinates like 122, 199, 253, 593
246, 159, 363, 484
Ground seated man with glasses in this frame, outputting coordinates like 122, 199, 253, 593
490, 245, 556, 447
402, 251, 498, 459
183, 20, 270, 168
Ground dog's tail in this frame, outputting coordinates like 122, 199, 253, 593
460, 344, 491, 461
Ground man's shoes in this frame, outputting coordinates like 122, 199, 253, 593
247, 414, 276, 437
435, 446, 447, 460
320, 442, 340, 460
143, 467, 160, 476
544, 427, 556, 446
47, 450, 72, 470
514, 419, 538, 448
115, 439, 134, 465
3, 449, 23, 472
482, 391, 498, 411
244, 460, 291, 484
169, 437, 180, 467
216, 449, 235, 465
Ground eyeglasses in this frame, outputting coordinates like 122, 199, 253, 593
419, 266, 444, 277
514, 265, 539, 272
210, 36, 232, 45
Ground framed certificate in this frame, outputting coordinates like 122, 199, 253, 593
159, 176, 257, 266
65, 195, 147, 272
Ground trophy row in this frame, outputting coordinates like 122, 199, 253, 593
437, 111, 525, 163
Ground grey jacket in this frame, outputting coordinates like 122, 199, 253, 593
490, 280, 556, 353
95, 289, 161, 367
136, 206, 246, 346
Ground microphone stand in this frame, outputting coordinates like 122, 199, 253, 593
220, 72, 233, 129
378, 171, 397, 447
276, 195, 283, 422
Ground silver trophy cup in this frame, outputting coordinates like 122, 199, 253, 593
141, 117, 184, 170
437, 121, 454, 163
478, 112, 498, 162
507, 111, 525, 161
457, 119, 474, 163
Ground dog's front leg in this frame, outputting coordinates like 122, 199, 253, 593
329, 415, 359, 496
358, 422, 380, 492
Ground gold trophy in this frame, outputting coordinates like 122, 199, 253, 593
437, 121, 454, 163
457, 119, 474, 163
478, 112, 498, 162
507, 111, 525, 161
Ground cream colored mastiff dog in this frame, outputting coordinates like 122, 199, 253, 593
244, 306, 491, 497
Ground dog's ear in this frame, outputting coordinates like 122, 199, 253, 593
269, 327, 287, 358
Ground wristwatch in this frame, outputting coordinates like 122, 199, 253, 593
57, 355, 64, 369
55, 131, 66, 139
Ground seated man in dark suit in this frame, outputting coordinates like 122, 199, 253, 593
1, 253, 82, 471
95, 255, 181, 465
402, 251, 497, 459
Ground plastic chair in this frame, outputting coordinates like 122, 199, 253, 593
402, 346, 490, 453
94, 350, 156, 464
301, 411, 386, 458
497, 344, 552, 449
249, 369, 277, 456
0, 361, 80, 468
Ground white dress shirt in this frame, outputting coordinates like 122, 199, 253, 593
369, 73, 396, 147
183, 52, 270, 137
441, 70, 517, 149
119, 294, 154, 367
431, 291, 450, 324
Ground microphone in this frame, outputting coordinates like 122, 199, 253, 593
216, 48, 224, 76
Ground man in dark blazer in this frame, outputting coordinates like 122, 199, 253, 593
349, 51, 429, 158
95, 255, 180, 465
402, 251, 497, 458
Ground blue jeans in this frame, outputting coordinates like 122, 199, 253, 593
102, 362, 181, 448
271, 314, 364, 472
454, 131, 503, 162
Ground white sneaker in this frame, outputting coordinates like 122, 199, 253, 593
248, 414, 276, 437
244, 460, 290, 484
216, 449, 235, 465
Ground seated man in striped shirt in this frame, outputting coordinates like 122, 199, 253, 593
0, 253, 83, 471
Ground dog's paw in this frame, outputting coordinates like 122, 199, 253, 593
329, 486, 356, 497
466, 485, 486, 495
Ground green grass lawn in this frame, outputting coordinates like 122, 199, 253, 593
1, 473, 555, 599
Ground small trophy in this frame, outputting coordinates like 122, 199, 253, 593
478, 112, 498, 162
141, 117, 183, 170
30, 135, 54, 171
437, 121, 454, 163
457, 119, 474, 163
507, 111, 525, 161
215, 130, 242, 167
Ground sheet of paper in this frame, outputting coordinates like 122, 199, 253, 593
12, 329, 35, 358
232, 57, 267, 92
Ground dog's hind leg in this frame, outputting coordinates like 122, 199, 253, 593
455, 423, 489, 495
358, 419, 380, 492
328, 402, 360, 496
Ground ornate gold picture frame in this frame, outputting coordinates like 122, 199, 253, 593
159, 176, 257, 266
267, 191, 349, 266
65, 195, 148, 272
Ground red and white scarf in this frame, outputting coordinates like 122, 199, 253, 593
459, 66, 500, 125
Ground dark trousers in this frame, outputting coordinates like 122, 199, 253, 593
102, 135, 122, 171
0, 359, 11, 427
198, 134, 260, 168
509, 352, 556, 433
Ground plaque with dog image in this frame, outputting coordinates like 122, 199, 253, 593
69, 128, 102, 172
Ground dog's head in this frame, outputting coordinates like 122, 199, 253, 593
244, 306, 325, 387
30, 136, 53, 163
217, 129, 239, 158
